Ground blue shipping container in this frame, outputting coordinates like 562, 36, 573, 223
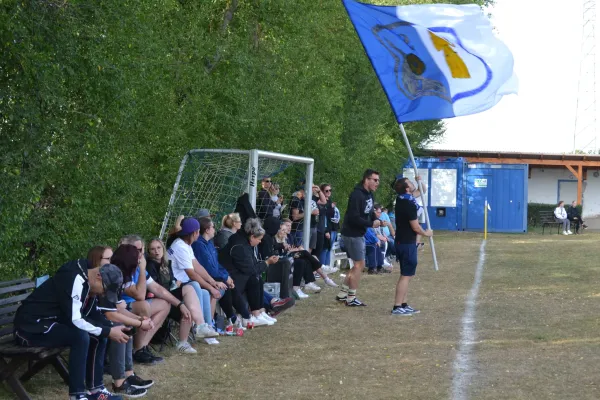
401, 158, 528, 233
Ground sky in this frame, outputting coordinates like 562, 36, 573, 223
429, 0, 589, 154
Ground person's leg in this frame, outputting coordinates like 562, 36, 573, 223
109, 338, 129, 387
187, 280, 212, 324
15, 324, 90, 396
292, 259, 305, 287
266, 259, 291, 298
218, 289, 236, 320
365, 245, 376, 272
86, 335, 107, 393
337, 236, 366, 305
246, 277, 264, 316
231, 276, 252, 320
133, 299, 170, 351
393, 243, 418, 313
180, 285, 201, 339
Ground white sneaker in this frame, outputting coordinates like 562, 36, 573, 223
194, 323, 219, 339
304, 282, 322, 292
261, 311, 277, 323
177, 341, 197, 354
250, 315, 273, 326
382, 259, 392, 268
324, 277, 338, 287
562, 231, 568, 235
567, 230, 573, 235
294, 288, 309, 299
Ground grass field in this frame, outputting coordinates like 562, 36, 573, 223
3, 231, 600, 400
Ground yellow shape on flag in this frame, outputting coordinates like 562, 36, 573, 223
428, 31, 471, 79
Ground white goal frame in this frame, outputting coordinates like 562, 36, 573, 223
159, 149, 315, 248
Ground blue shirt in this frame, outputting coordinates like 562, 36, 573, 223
380, 212, 392, 237
365, 227, 379, 245
122, 267, 154, 304
191, 237, 229, 281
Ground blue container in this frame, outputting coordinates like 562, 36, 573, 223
401, 158, 528, 233
402, 157, 465, 231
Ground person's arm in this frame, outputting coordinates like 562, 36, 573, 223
147, 281, 191, 322
58, 274, 111, 338
412, 176, 427, 198
387, 221, 396, 237
291, 207, 304, 221
409, 219, 433, 237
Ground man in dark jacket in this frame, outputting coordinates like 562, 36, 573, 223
14, 260, 130, 400
567, 201, 587, 233
336, 169, 381, 307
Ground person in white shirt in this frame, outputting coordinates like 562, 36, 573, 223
554, 201, 572, 235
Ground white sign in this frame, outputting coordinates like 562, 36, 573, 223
474, 178, 488, 188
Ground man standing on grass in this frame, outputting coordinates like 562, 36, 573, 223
336, 169, 381, 307
391, 177, 433, 315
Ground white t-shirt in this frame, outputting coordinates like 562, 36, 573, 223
168, 238, 195, 283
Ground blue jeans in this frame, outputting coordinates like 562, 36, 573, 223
15, 324, 106, 395
293, 230, 304, 247
365, 244, 384, 270
187, 281, 213, 323
263, 291, 274, 311
319, 231, 337, 266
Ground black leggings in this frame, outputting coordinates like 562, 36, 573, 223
266, 259, 291, 298
231, 274, 262, 318
291, 258, 316, 286
311, 231, 325, 260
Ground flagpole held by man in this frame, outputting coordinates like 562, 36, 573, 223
342, 0, 518, 273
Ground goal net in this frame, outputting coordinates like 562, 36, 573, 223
159, 149, 314, 247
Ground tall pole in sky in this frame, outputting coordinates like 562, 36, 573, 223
574, 0, 597, 154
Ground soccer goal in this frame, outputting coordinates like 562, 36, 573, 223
159, 149, 315, 247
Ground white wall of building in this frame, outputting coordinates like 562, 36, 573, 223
528, 167, 600, 218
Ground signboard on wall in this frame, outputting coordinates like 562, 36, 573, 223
474, 178, 488, 188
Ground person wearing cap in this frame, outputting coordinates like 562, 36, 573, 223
195, 208, 215, 221
14, 259, 130, 400
168, 218, 227, 334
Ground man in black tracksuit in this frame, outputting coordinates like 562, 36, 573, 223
14, 260, 130, 400
336, 169, 381, 307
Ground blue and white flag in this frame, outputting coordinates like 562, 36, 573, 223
343, 0, 518, 123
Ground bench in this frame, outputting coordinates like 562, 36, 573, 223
329, 241, 349, 270
0, 278, 69, 400
539, 210, 562, 235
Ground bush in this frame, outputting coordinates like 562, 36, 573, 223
528, 202, 581, 226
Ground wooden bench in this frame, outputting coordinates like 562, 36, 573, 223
539, 210, 562, 235
0, 278, 69, 400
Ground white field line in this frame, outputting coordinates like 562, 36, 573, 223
451, 239, 487, 400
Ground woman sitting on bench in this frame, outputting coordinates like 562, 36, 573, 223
554, 201, 573, 235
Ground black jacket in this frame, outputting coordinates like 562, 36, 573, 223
235, 193, 257, 225
258, 216, 280, 259
257, 189, 276, 220
567, 206, 581, 220
14, 259, 112, 337
341, 184, 375, 237
219, 231, 268, 278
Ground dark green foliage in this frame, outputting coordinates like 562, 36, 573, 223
0, 0, 486, 278
527, 203, 581, 227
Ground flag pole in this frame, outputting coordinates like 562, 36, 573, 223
398, 123, 439, 271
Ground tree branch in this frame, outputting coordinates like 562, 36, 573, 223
205, 0, 239, 74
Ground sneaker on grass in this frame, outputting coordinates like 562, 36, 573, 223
345, 298, 367, 307
177, 341, 197, 354
126, 374, 154, 390
112, 380, 148, 398
391, 307, 413, 316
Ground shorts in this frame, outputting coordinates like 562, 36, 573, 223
395, 243, 418, 276
341, 235, 366, 262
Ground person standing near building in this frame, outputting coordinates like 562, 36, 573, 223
391, 177, 433, 315
336, 169, 381, 307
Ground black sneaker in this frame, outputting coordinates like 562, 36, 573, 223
345, 298, 367, 307
112, 379, 147, 398
367, 269, 379, 275
89, 387, 124, 400
377, 267, 392, 274
404, 305, 420, 314
133, 347, 163, 365
126, 374, 154, 389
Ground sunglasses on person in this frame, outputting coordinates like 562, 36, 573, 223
369, 178, 380, 183
263, 180, 272, 183
324, 189, 332, 193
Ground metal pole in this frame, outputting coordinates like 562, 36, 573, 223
248, 149, 259, 210
399, 123, 439, 271
484, 197, 488, 240
303, 162, 314, 249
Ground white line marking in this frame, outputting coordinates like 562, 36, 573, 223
452, 239, 487, 400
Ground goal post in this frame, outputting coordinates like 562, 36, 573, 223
160, 149, 314, 249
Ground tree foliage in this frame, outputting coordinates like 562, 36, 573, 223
1, 0, 486, 278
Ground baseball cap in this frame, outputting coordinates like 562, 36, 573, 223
99, 264, 123, 304
195, 208, 214, 220
180, 217, 200, 235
